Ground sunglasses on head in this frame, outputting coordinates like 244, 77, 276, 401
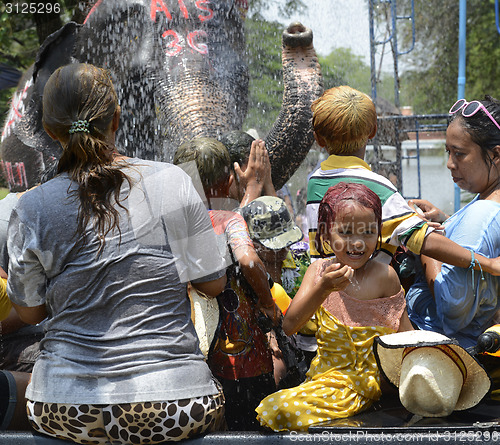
449, 99, 500, 132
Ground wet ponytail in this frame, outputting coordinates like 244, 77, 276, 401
42, 63, 131, 251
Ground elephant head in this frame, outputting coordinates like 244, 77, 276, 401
1, 0, 323, 191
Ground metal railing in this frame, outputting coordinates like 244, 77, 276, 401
369, 113, 449, 199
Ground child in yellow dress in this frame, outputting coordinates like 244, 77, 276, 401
256, 182, 413, 431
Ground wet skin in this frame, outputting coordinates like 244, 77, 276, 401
326, 202, 379, 271
446, 119, 500, 199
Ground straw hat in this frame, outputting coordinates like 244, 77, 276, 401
374, 330, 491, 417
189, 285, 219, 358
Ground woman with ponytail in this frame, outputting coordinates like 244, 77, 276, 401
6, 63, 228, 444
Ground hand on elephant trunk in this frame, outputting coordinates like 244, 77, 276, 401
234, 139, 277, 207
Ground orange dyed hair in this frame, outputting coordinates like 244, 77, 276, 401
311, 86, 377, 155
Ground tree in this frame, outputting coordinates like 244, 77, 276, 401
0, 1, 89, 119
397, 0, 458, 114
243, 17, 286, 136
466, 0, 500, 101
319, 47, 394, 102
393, 0, 500, 114
248, 0, 305, 17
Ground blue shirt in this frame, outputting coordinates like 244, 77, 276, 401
406, 196, 500, 348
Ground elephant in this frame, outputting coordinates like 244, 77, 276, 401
0, 0, 323, 192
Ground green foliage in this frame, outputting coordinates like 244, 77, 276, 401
248, 0, 306, 18
0, 2, 39, 68
0, 1, 39, 121
319, 47, 394, 102
243, 17, 284, 136
466, 0, 500, 101
320, 48, 366, 90
0, 1, 86, 121
395, 0, 500, 113
398, 0, 459, 114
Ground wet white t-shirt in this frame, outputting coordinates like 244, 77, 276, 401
7, 158, 227, 404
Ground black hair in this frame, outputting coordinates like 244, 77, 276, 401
219, 130, 255, 167
450, 95, 500, 173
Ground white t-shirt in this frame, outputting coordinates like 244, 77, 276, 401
8, 158, 227, 404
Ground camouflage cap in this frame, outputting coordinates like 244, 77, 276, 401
241, 196, 303, 250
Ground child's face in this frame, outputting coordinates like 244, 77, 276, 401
326, 202, 379, 269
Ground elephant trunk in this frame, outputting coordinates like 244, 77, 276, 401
156, 65, 248, 162
264, 22, 323, 191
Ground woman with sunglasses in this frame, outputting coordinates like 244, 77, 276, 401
406, 96, 500, 349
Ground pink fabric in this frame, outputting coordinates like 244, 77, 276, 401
315, 259, 406, 331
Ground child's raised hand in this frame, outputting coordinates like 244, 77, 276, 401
234, 139, 266, 188
319, 261, 354, 293
235, 139, 272, 207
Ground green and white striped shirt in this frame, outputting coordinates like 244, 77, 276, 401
306, 154, 431, 263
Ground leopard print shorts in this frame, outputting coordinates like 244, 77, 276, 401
26, 389, 225, 445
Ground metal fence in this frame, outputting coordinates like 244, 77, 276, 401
369, 113, 450, 200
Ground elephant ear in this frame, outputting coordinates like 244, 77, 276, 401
15, 21, 80, 153
0, 21, 79, 190
75, 0, 158, 159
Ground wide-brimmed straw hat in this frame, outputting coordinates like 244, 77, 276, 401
241, 196, 303, 250
374, 330, 491, 417
189, 285, 219, 358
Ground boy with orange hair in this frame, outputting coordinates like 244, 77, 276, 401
300, 85, 500, 356
307, 85, 500, 271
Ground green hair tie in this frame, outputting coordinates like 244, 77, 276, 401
69, 120, 90, 134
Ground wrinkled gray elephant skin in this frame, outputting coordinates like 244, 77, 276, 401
0, 23, 78, 192
1, 0, 323, 192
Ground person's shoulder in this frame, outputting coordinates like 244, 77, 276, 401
210, 209, 244, 226
367, 260, 401, 296
307, 257, 324, 275
362, 169, 399, 192
469, 197, 500, 214
128, 158, 181, 174
12, 178, 68, 222
452, 197, 500, 227
223, 209, 245, 223
129, 158, 195, 185
0, 193, 19, 217
19, 176, 69, 203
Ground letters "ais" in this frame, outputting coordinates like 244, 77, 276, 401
151, 0, 213, 56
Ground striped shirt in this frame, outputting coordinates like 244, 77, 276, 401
306, 154, 431, 263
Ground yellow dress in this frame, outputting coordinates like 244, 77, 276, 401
0, 277, 11, 321
256, 275, 406, 432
